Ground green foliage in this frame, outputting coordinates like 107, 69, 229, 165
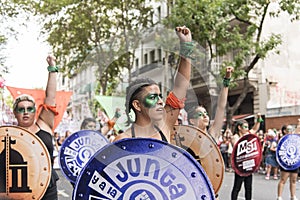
164, 0, 299, 77
18, 0, 153, 96
163, 0, 299, 123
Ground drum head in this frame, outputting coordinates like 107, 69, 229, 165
276, 134, 300, 170
0, 126, 51, 199
170, 125, 224, 194
231, 133, 262, 176
59, 130, 109, 184
73, 138, 215, 200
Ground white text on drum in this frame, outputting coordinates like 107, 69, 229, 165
278, 139, 300, 166
64, 136, 104, 176
236, 138, 258, 157
89, 170, 122, 199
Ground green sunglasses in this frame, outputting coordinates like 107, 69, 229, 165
193, 111, 209, 118
16, 106, 36, 114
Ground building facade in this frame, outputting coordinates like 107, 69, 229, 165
62, 1, 300, 131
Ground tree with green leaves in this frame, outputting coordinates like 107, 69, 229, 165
12, 0, 153, 117
15, 0, 153, 95
163, 0, 300, 127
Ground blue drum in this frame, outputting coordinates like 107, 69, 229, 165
73, 138, 215, 200
59, 130, 109, 184
276, 134, 300, 170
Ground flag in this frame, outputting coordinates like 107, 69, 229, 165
6, 86, 72, 130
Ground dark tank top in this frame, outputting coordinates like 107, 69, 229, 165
131, 125, 168, 142
36, 123, 59, 199
36, 126, 54, 164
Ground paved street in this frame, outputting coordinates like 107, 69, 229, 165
56, 169, 300, 200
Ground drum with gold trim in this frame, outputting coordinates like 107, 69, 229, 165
0, 126, 51, 199
170, 125, 224, 194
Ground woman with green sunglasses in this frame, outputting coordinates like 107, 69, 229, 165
186, 66, 234, 143
230, 115, 262, 200
12, 55, 59, 200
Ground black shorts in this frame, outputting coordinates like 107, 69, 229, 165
280, 166, 299, 173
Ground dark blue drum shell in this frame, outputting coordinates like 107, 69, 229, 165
59, 130, 109, 184
73, 138, 215, 200
276, 134, 300, 170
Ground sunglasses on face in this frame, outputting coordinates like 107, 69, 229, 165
193, 111, 209, 118
242, 125, 249, 129
143, 93, 163, 108
16, 106, 36, 114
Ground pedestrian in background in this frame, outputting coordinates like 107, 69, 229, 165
277, 124, 299, 200
263, 129, 279, 180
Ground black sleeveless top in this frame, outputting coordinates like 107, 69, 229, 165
36, 124, 59, 199
36, 127, 54, 164
131, 125, 168, 142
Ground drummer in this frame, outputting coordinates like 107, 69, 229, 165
185, 66, 233, 199
186, 66, 234, 142
276, 124, 299, 200
12, 55, 59, 200
113, 26, 193, 142
230, 115, 263, 200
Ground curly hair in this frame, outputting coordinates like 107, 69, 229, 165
125, 78, 157, 125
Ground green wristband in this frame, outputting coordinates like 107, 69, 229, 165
114, 111, 121, 118
180, 42, 195, 60
257, 118, 264, 123
47, 66, 59, 73
223, 77, 231, 87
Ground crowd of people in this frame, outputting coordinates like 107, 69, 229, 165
7, 25, 300, 200
216, 120, 300, 200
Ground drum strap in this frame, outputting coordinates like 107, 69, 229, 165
131, 125, 168, 142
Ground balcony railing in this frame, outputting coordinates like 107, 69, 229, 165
132, 62, 161, 77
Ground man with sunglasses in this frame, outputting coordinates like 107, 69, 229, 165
12, 55, 59, 200
230, 115, 262, 200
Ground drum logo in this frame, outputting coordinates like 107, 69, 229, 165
278, 137, 300, 166
0, 136, 32, 193
87, 155, 191, 199
63, 136, 104, 176
236, 138, 258, 157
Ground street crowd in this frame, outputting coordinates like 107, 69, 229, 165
4, 25, 300, 200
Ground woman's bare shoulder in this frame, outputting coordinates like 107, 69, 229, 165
112, 131, 131, 142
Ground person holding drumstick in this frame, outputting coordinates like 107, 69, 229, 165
12, 55, 59, 200
113, 25, 193, 143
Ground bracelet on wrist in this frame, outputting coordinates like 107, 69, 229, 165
47, 66, 59, 73
114, 111, 121, 118
257, 118, 264, 123
180, 42, 195, 60
223, 77, 231, 87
